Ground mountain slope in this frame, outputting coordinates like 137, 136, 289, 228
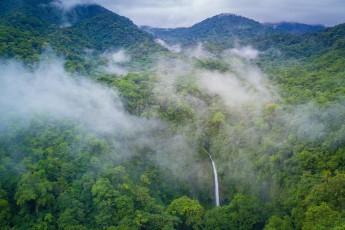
0, 1, 166, 73
1, 2, 345, 230
142, 13, 280, 48
51, 9, 163, 54
0, 0, 23, 16
142, 14, 331, 60
0, 0, 108, 27
265, 22, 326, 34
256, 23, 345, 104
0, 0, 65, 31
48, 7, 165, 71
255, 22, 345, 60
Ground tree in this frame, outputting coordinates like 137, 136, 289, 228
264, 215, 293, 230
305, 172, 345, 210
57, 208, 85, 230
166, 196, 204, 230
0, 184, 11, 227
204, 206, 234, 230
140, 212, 178, 230
92, 178, 120, 228
302, 203, 344, 230
227, 194, 265, 230
15, 170, 54, 215
204, 194, 265, 230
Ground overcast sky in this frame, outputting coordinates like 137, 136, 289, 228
61, 0, 345, 28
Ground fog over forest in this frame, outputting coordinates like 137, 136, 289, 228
1, 1, 345, 229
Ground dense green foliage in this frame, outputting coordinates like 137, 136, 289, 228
143, 14, 281, 49
0, 0, 167, 74
0, 19, 44, 65
264, 22, 325, 34
1, 1, 345, 229
258, 24, 345, 104
0, 117, 181, 229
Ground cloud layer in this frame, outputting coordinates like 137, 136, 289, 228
0, 59, 141, 134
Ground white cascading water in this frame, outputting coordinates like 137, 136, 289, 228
208, 154, 220, 206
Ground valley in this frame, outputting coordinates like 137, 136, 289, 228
0, 1, 345, 229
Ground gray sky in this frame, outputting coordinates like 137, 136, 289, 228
61, 0, 345, 27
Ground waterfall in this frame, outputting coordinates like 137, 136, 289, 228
208, 154, 220, 206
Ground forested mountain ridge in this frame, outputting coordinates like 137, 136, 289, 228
1, 1, 345, 229
265, 22, 326, 34
142, 13, 335, 61
143, 14, 345, 105
0, 0, 166, 73
254, 22, 345, 104
255, 22, 345, 59
142, 13, 281, 48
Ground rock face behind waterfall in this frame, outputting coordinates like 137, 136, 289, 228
208, 154, 220, 206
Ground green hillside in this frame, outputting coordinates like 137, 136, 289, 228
265, 22, 326, 34
47, 7, 166, 73
255, 23, 345, 104
0, 0, 166, 73
143, 13, 281, 49
1, 1, 345, 229
255, 23, 345, 60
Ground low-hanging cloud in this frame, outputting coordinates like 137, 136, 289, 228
2, 38, 344, 205
147, 48, 280, 197
229, 46, 260, 60
0, 58, 141, 134
194, 47, 276, 113
155, 39, 181, 53
187, 43, 214, 59
101, 50, 131, 75
0, 56, 207, 186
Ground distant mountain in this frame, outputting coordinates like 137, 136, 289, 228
0, 0, 24, 16
260, 22, 345, 105
142, 14, 281, 49
0, 0, 108, 27
0, 0, 166, 73
63, 4, 108, 25
265, 22, 326, 34
142, 14, 333, 58
49, 8, 166, 70
1, 0, 342, 75
253, 23, 345, 60
0, 0, 69, 31
142, 13, 343, 67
